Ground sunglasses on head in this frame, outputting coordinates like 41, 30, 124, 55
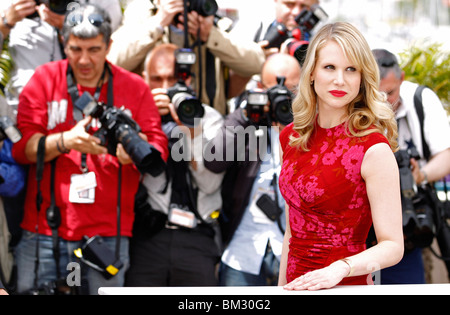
67, 13, 104, 27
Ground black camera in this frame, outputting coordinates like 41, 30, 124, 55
186, 0, 218, 17
41, 0, 72, 14
74, 235, 123, 280
395, 148, 435, 252
0, 116, 22, 143
167, 82, 205, 127
28, 0, 72, 18
245, 89, 269, 126
245, 76, 293, 126
74, 92, 165, 176
263, 4, 328, 65
166, 48, 204, 127
267, 76, 294, 126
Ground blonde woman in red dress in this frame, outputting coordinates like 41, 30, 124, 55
278, 22, 404, 291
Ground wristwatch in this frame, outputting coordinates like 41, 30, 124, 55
1, 11, 14, 29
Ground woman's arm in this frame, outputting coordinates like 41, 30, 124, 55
278, 203, 291, 286
278, 142, 290, 286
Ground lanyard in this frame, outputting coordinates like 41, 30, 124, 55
67, 62, 114, 118
66, 62, 114, 172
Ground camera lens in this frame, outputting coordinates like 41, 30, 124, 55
48, 0, 71, 15
179, 101, 196, 118
190, 0, 218, 16
172, 93, 205, 127
201, 0, 217, 15
286, 40, 309, 66
115, 124, 164, 176
273, 98, 293, 126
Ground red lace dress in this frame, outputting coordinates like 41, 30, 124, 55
279, 121, 389, 285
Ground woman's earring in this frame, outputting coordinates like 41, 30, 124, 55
310, 80, 314, 86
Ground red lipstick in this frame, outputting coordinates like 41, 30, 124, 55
330, 90, 347, 97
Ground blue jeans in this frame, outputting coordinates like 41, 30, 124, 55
219, 244, 280, 286
15, 230, 129, 295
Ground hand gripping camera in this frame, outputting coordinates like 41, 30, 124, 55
263, 4, 328, 65
245, 76, 294, 126
75, 92, 165, 176
166, 48, 205, 127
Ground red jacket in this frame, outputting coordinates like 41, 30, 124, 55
12, 60, 168, 241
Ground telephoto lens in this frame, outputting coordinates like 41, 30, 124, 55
188, 0, 218, 16
167, 82, 205, 127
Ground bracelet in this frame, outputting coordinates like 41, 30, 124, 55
340, 258, 354, 277
420, 170, 428, 185
56, 132, 70, 154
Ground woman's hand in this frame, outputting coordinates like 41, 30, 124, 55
283, 260, 350, 291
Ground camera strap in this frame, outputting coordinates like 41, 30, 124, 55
413, 85, 430, 161
66, 62, 114, 123
66, 62, 113, 172
168, 157, 211, 230
47, 158, 61, 278
66, 62, 123, 271
412, 86, 450, 264
33, 136, 46, 290
34, 136, 63, 286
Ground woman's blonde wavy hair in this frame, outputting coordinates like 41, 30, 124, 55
289, 22, 398, 152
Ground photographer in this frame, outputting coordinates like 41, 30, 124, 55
203, 54, 300, 286
0, 0, 122, 114
373, 49, 450, 284
107, 0, 265, 115
229, 0, 325, 109
126, 43, 224, 286
11, 4, 168, 294
247, 0, 323, 60
0, 90, 25, 295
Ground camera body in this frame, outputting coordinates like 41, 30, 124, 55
28, 0, 72, 18
167, 82, 205, 127
166, 48, 204, 127
263, 4, 328, 64
395, 148, 435, 252
75, 92, 164, 176
266, 76, 294, 126
74, 235, 124, 280
186, 0, 218, 17
245, 90, 268, 125
245, 76, 293, 126
0, 116, 22, 143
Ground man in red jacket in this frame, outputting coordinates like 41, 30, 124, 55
12, 3, 168, 294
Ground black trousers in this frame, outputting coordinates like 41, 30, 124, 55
125, 227, 219, 286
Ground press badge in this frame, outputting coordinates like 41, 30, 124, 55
168, 204, 197, 229
69, 172, 97, 204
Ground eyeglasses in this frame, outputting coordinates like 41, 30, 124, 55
66, 13, 105, 27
